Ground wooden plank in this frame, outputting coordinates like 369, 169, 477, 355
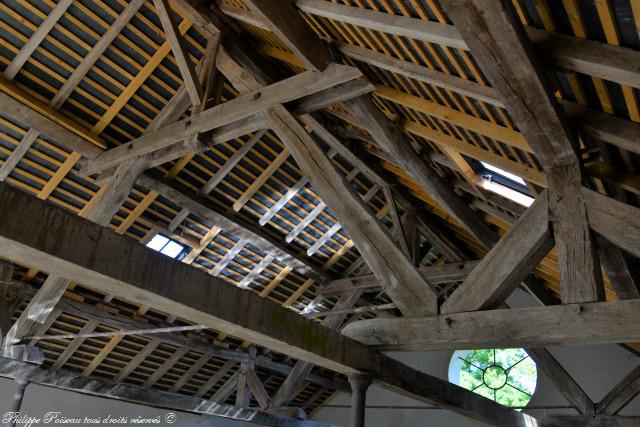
182, 226, 221, 264
114, 190, 158, 235
238, 255, 275, 288
296, 0, 466, 49
91, 19, 193, 135
286, 201, 326, 243
194, 360, 237, 398
81, 157, 151, 226
213, 371, 240, 403
526, 347, 594, 415
168, 208, 190, 232
138, 174, 329, 282
271, 289, 362, 408
441, 0, 603, 304
267, 106, 437, 316
260, 176, 309, 226
2, 275, 69, 351
153, 0, 203, 106
246, 368, 271, 409
583, 188, 640, 261
51, 0, 146, 107
306, 183, 381, 256
169, 351, 213, 393
244, 0, 330, 71
232, 149, 289, 212
297, 0, 640, 88
210, 240, 247, 276
442, 192, 553, 313
143, 347, 189, 388
597, 237, 640, 300
81, 64, 361, 176
596, 365, 640, 415
0, 129, 38, 181
344, 96, 498, 249
114, 339, 160, 382
376, 86, 530, 152
201, 130, 266, 195
83, 335, 123, 376
218, 3, 271, 30
321, 261, 479, 296
343, 298, 640, 350
0, 90, 102, 159
0, 357, 325, 427
339, 43, 503, 107
3, 0, 73, 80
404, 121, 548, 187
52, 320, 100, 369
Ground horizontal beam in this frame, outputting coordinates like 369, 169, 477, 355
320, 261, 478, 296
81, 64, 361, 176
441, 192, 553, 313
0, 183, 548, 427
342, 298, 640, 351
0, 357, 331, 427
296, 0, 640, 88
53, 296, 346, 391
583, 187, 640, 260
0, 90, 102, 159
138, 173, 330, 283
0, 182, 369, 374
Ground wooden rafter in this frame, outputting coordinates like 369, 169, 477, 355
441, 0, 604, 304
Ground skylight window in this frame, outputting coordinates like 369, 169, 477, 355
478, 162, 534, 207
481, 162, 526, 186
480, 179, 534, 207
146, 234, 186, 259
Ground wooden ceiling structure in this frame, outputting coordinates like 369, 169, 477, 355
0, 0, 639, 426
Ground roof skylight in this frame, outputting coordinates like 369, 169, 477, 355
146, 235, 186, 259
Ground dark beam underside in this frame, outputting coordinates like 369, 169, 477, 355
0, 183, 549, 427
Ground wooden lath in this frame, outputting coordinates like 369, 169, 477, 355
7, 272, 342, 405
1, 0, 640, 419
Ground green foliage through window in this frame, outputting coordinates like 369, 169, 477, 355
450, 348, 537, 409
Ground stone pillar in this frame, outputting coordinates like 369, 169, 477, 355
8, 369, 29, 427
348, 374, 372, 427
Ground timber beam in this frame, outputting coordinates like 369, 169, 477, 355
441, 0, 603, 304
342, 298, 640, 351
0, 357, 333, 427
79, 64, 362, 177
0, 183, 551, 427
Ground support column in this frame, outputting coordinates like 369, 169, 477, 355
7, 368, 30, 427
348, 374, 372, 427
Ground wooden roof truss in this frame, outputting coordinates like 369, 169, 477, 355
0, 0, 640, 425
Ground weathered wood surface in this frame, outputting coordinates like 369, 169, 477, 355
342, 299, 640, 351
442, 192, 552, 313
154, 0, 203, 105
441, 0, 602, 304
138, 174, 329, 282
584, 188, 640, 260
0, 183, 550, 426
244, 0, 330, 71
526, 347, 594, 415
321, 261, 479, 296
344, 96, 498, 250
267, 106, 437, 316
81, 64, 361, 176
596, 364, 640, 415
0, 357, 332, 427
296, 0, 640, 88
